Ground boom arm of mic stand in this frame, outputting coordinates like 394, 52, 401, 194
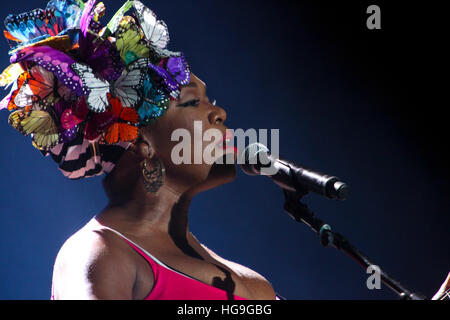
282, 189, 426, 300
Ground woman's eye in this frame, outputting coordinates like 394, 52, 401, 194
177, 99, 200, 107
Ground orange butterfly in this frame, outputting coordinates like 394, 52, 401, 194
14, 65, 77, 110
104, 95, 139, 144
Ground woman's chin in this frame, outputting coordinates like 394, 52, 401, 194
204, 146, 235, 181
208, 153, 237, 183
184, 151, 237, 196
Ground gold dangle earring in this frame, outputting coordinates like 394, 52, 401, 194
141, 157, 166, 194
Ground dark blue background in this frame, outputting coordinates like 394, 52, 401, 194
0, 0, 448, 299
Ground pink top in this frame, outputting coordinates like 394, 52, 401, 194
120, 236, 247, 300
52, 219, 283, 300
98, 220, 247, 300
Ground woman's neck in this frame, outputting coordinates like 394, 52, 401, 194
97, 182, 194, 239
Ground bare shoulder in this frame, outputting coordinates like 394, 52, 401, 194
200, 243, 277, 300
52, 220, 137, 299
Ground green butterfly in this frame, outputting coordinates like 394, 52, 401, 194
9, 109, 60, 151
114, 17, 153, 65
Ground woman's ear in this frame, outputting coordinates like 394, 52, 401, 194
128, 133, 155, 160
137, 140, 150, 158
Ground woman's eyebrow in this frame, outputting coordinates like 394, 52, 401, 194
183, 82, 198, 89
181, 82, 207, 96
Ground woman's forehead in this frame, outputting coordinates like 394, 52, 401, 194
181, 73, 206, 93
190, 73, 206, 88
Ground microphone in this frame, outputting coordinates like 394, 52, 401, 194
239, 143, 349, 200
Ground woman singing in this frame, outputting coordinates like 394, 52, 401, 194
51, 73, 278, 300
0, 0, 447, 300
1, 0, 278, 300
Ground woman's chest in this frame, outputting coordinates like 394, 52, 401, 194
131, 239, 255, 300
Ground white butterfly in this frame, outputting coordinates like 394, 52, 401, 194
14, 65, 76, 108
133, 0, 170, 49
72, 58, 149, 113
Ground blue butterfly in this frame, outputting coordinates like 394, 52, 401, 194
138, 74, 169, 125
46, 0, 84, 30
4, 0, 82, 52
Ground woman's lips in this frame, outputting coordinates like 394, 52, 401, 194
223, 130, 234, 141
220, 130, 237, 154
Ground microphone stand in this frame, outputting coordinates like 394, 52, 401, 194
282, 188, 426, 300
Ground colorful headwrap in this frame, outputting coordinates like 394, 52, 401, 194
0, 0, 190, 179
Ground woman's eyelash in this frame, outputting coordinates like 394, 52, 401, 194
177, 99, 200, 107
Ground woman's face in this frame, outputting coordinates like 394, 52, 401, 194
141, 73, 237, 194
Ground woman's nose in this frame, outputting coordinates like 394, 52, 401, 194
208, 103, 227, 125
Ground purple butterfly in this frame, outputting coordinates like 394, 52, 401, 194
148, 53, 190, 98
77, 32, 125, 82
10, 46, 87, 97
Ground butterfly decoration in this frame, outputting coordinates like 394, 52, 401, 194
8, 108, 60, 150
0, 81, 18, 111
105, 1, 175, 66
14, 65, 77, 110
0, 72, 31, 111
46, 0, 84, 29
93, 2, 106, 21
71, 57, 148, 113
56, 98, 88, 143
138, 73, 169, 126
11, 45, 88, 97
59, 99, 87, 129
80, 0, 108, 37
4, 0, 83, 54
103, 95, 139, 144
77, 31, 125, 82
9, 35, 74, 56
148, 54, 190, 98
5, 9, 57, 43
1, 0, 191, 163
70, 63, 109, 113
80, 2, 106, 37
0, 63, 24, 88
133, 0, 170, 50
84, 109, 115, 141
80, 0, 97, 37
114, 16, 150, 65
